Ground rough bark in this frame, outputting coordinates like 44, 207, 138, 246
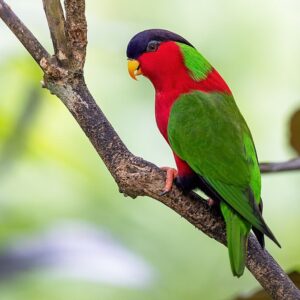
1, 1, 300, 299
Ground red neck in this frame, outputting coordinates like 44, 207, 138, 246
139, 42, 191, 93
138, 41, 231, 139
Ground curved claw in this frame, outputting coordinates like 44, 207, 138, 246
159, 190, 170, 196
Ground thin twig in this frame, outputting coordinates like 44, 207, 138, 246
1, 1, 300, 299
42, 0, 69, 65
0, 0, 49, 65
260, 157, 300, 173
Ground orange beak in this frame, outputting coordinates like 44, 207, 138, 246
127, 59, 143, 80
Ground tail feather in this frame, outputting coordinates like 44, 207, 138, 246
252, 227, 265, 248
221, 202, 251, 277
250, 196, 281, 248
196, 175, 280, 248
252, 199, 265, 248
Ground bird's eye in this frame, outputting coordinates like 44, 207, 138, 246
146, 41, 160, 52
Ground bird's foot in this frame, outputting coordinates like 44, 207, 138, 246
160, 167, 178, 196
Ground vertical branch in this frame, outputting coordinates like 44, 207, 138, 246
64, 0, 87, 71
42, 0, 69, 65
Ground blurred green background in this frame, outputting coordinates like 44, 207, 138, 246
1, 1, 300, 299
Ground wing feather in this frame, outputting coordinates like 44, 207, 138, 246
167, 91, 279, 246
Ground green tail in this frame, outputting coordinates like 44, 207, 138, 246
221, 202, 251, 277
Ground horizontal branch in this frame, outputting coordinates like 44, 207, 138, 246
1, 1, 300, 299
260, 157, 300, 173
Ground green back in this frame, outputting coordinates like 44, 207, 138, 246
167, 91, 264, 230
177, 43, 212, 81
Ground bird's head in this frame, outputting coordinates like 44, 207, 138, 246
126, 29, 195, 89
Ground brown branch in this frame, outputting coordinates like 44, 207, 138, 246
64, 0, 87, 71
1, 1, 300, 299
260, 157, 300, 173
0, 0, 49, 65
42, 0, 69, 65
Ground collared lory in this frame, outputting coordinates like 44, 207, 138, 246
126, 29, 280, 277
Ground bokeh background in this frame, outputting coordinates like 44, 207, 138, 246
1, 1, 300, 299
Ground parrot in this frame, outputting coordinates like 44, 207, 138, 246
126, 29, 280, 277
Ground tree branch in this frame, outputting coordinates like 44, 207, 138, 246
42, 0, 69, 64
64, 0, 87, 71
260, 158, 300, 173
1, 1, 299, 299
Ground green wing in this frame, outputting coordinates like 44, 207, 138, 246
168, 91, 278, 244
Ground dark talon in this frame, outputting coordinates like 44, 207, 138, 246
159, 189, 169, 196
